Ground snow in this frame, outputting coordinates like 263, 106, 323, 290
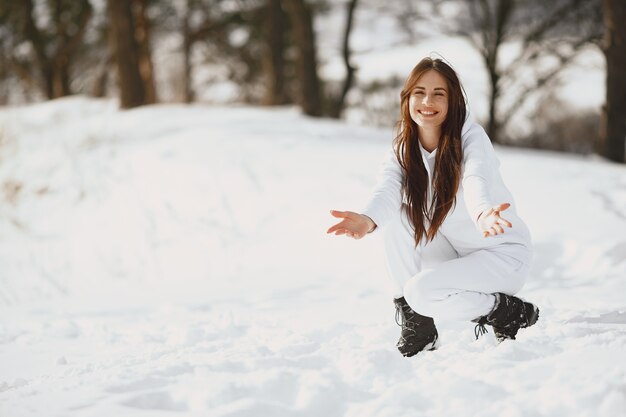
1, 97, 626, 416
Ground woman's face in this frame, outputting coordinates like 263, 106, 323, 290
408, 70, 449, 130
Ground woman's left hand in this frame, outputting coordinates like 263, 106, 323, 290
478, 203, 513, 238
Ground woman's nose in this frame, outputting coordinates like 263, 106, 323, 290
422, 95, 432, 105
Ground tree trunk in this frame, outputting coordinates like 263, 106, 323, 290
22, 0, 54, 99
41, 0, 92, 99
600, 0, 626, 163
52, 56, 70, 98
108, 0, 146, 108
0, 43, 8, 105
283, 0, 322, 117
481, 0, 513, 143
486, 69, 500, 142
262, 0, 288, 105
328, 0, 358, 118
182, 31, 194, 103
41, 67, 53, 99
132, 0, 158, 104
50, 0, 69, 98
182, 0, 195, 103
92, 53, 113, 97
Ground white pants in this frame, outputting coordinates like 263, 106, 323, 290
383, 207, 530, 321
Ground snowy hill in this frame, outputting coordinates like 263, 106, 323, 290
1, 97, 625, 416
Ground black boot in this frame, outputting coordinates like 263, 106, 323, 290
472, 293, 539, 342
394, 297, 438, 357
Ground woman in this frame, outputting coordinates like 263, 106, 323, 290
327, 57, 539, 357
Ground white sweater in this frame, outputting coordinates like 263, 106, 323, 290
362, 121, 532, 259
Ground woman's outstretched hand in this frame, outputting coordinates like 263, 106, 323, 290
326, 210, 376, 240
478, 203, 513, 238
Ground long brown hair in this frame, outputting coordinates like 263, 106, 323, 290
394, 57, 467, 246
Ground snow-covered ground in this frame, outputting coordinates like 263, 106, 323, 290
1, 97, 625, 416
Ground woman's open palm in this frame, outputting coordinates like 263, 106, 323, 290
478, 203, 513, 238
326, 210, 374, 240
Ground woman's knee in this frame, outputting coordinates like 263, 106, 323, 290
403, 272, 438, 316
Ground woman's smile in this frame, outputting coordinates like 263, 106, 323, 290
408, 70, 449, 131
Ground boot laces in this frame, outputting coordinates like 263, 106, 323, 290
395, 305, 403, 327
474, 317, 489, 340
395, 302, 417, 330
395, 303, 409, 327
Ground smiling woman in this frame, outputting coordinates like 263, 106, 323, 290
327, 57, 540, 358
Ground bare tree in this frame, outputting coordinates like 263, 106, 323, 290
132, 0, 158, 104
600, 0, 626, 163
108, 0, 146, 108
181, 0, 197, 103
283, 0, 323, 117
177, 0, 265, 103
262, 0, 289, 106
326, 0, 359, 118
441, 0, 604, 142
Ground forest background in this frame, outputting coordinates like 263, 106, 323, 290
0, 0, 625, 162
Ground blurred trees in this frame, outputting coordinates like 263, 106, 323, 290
177, 0, 266, 104
177, 1, 264, 103
177, 0, 357, 118
0, 0, 623, 161
260, 0, 358, 117
0, 0, 93, 100
0, 0, 359, 117
439, 0, 604, 143
512, 93, 600, 154
600, 0, 626, 163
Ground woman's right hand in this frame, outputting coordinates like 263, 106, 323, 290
326, 210, 376, 240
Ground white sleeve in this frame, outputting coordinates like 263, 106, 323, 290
461, 122, 498, 223
361, 148, 403, 233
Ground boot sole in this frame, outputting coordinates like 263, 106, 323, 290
399, 335, 439, 357
422, 335, 439, 352
522, 306, 540, 329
